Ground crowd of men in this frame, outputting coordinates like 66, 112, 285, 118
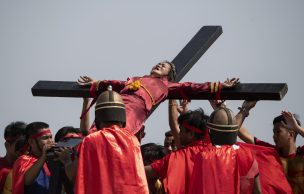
0, 61, 303, 194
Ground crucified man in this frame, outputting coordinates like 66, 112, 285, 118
77, 60, 239, 136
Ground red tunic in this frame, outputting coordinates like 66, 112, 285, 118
254, 138, 300, 193
188, 144, 258, 194
0, 157, 11, 192
75, 125, 148, 194
94, 76, 211, 134
12, 154, 50, 194
150, 140, 209, 194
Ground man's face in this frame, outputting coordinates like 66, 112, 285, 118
164, 136, 175, 154
179, 125, 194, 147
29, 129, 53, 156
150, 62, 171, 78
5, 135, 25, 160
273, 123, 292, 149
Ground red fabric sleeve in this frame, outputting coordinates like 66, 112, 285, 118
98, 80, 126, 93
167, 82, 211, 99
254, 137, 276, 148
12, 155, 36, 194
12, 155, 50, 194
238, 142, 293, 194
0, 158, 11, 192
150, 155, 169, 179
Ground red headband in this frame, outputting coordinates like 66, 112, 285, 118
59, 133, 83, 141
182, 121, 204, 134
30, 129, 52, 139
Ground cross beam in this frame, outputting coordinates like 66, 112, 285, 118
31, 26, 288, 100
32, 81, 288, 100
32, 26, 222, 98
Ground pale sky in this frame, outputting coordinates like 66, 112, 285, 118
1, 0, 303, 155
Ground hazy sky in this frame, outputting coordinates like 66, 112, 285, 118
1, 1, 303, 155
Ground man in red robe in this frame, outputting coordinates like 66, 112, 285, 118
78, 60, 239, 135
189, 107, 261, 194
0, 121, 26, 193
145, 108, 210, 194
75, 86, 149, 194
238, 101, 302, 193
12, 122, 54, 194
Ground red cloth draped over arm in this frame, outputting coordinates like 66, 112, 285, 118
238, 142, 293, 194
12, 155, 50, 194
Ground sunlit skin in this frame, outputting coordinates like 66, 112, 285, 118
28, 129, 54, 157
149, 62, 171, 78
179, 125, 194, 146
272, 122, 296, 156
164, 136, 176, 154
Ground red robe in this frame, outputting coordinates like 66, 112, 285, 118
150, 140, 210, 194
188, 144, 258, 194
75, 125, 148, 194
0, 157, 11, 192
93, 76, 211, 134
12, 155, 50, 194
251, 139, 297, 193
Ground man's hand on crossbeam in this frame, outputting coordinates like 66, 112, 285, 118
77, 76, 96, 86
222, 77, 240, 89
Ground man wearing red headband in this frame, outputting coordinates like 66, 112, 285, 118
145, 108, 210, 194
0, 121, 26, 193
11, 122, 68, 194
238, 101, 301, 193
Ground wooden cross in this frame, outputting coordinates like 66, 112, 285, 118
31, 26, 288, 101
35, 26, 287, 193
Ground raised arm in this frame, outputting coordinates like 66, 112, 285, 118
80, 98, 91, 133
24, 144, 52, 185
168, 99, 189, 149
281, 110, 304, 138
235, 101, 257, 144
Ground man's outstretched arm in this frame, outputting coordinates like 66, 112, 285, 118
235, 101, 257, 144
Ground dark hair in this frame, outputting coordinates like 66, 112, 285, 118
141, 143, 166, 165
14, 138, 27, 152
54, 126, 81, 143
4, 121, 27, 143
164, 61, 176, 82
273, 114, 301, 126
25, 122, 49, 141
178, 108, 207, 140
273, 114, 301, 141
165, 131, 173, 137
